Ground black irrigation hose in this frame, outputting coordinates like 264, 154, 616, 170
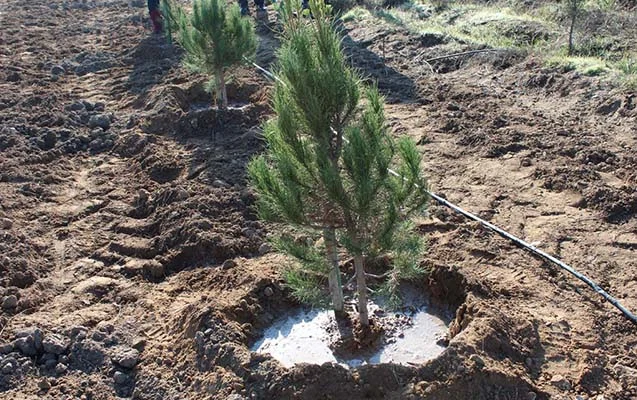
427, 190, 637, 326
251, 60, 637, 326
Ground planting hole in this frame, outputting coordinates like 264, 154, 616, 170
251, 291, 452, 368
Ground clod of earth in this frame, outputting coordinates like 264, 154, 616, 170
112, 348, 140, 369
1, 295, 18, 309
42, 334, 70, 355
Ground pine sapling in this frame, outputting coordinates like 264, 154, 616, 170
249, 0, 430, 328
173, 0, 257, 109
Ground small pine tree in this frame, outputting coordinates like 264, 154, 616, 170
248, 0, 357, 316
338, 89, 430, 327
172, 0, 257, 109
248, 0, 429, 328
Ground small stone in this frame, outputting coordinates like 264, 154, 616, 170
136, 189, 149, 203
1, 362, 14, 375
14, 336, 37, 356
88, 114, 111, 130
520, 157, 532, 167
94, 102, 105, 112
40, 353, 56, 364
68, 101, 85, 111
241, 228, 256, 238
58, 355, 68, 364
0, 343, 14, 354
69, 326, 88, 338
222, 259, 237, 270
258, 243, 271, 255
549, 374, 571, 391
113, 371, 128, 385
525, 392, 537, 400
51, 65, 66, 76
43, 334, 69, 355
54, 363, 68, 375
195, 331, 205, 352
97, 322, 115, 334
38, 378, 51, 391
143, 260, 164, 279
90, 128, 105, 139
33, 329, 43, 351
263, 287, 274, 297
6, 72, 21, 82
92, 331, 106, 342
132, 338, 146, 352
0, 218, 13, 230
43, 131, 57, 149
204, 328, 214, 337
113, 348, 140, 369
88, 139, 104, 151
2, 295, 18, 309
212, 179, 230, 188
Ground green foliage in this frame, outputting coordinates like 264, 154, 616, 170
160, 0, 183, 43
283, 268, 329, 306
616, 56, 637, 75
376, 222, 427, 308
273, 234, 330, 275
275, 234, 331, 306
170, 0, 257, 108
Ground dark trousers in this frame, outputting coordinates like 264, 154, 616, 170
239, 0, 265, 9
148, 0, 159, 12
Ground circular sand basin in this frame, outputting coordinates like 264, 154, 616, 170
251, 303, 449, 368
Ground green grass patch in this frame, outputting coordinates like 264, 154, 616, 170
347, 1, 557, 51
341, 0, 636, 88
546, 55, 610, 76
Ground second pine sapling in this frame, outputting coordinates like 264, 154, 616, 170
172, 0, 257, 109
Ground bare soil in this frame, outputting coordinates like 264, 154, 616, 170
1, 1, 636, 399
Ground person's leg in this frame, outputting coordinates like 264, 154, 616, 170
148, 0, 162, 33
254, 0, 266, 12
148, 0, 160, 12
239, 0, 250, 15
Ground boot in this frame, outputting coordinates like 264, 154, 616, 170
150, 9, 163, 34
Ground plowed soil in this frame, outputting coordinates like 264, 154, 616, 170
0, 1, 635, 399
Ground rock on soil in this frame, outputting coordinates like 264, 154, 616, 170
1, 295, 18, 309
113, 370, 128, 385
112, 348, 140, 369
88, 114, 111, 129
0, 218, 13, 230
42, 334, 70, 355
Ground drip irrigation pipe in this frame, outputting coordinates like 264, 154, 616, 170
250, 59, 637, 326
388, 169, 637, 325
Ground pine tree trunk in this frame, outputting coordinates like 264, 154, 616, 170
216, 67, 228, 110
323, 228, 345, 318
568, 3, 577, 56
354, 252, 369, 327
